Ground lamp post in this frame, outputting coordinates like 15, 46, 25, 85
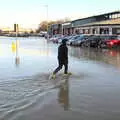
45, 5, 48, 32
44, 5, 49, 40
39, 4, 49, 39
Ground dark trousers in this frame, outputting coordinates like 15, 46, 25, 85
53, 60, 68, 74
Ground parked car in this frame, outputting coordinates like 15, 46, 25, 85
86, 35, 101, 48
56, 35, 69, 44
71, 35, 89, 46
66, 35, 81, 45
49, 35, 62, 43
57, 37, 63, 44
99, 35, 120, 48
79, 35, 95, 47
49, 36, 57, 43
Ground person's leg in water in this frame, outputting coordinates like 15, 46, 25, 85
63, 60, 72, 76
53, 64, 63, 74
52, 60, 63, 78
64, 61, 68, 74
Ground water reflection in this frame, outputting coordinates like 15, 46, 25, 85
11, 38, 52, 67
69, 47, 120, 68
11, 42, 16, 53
0, 37, 54, 81
11, 40, 20, 67
58, 79, 69, 111
15, 57, 20, 67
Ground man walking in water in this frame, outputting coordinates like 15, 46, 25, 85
51, 39, 69, 79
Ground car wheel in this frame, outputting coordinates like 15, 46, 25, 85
100, 43, 106, 48
98, 44, 101, 48
81, 43, 85, 47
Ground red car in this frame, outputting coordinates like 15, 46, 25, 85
99, 35, 120, 48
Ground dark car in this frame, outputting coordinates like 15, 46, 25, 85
80, 35, 101, 48
99, 35, 120, 48
72, 35, 89, 46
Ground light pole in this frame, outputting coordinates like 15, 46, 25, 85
44, 5, 49, 40
45, 5, 48, 31
39, 4, 49, 39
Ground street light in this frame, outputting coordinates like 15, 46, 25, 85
39, 4, 49, 39
44, 5, 49, 40
44, 5, 48, 31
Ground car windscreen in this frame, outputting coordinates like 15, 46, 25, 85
76, 35, 88, 40
100, 36, 119, 40
109, 36, 118, 40
88, 36, 100, 40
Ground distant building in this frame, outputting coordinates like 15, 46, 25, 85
49, 24, 62, 36
0, 25, 33, 34
71, 11, 120, 35
62, 22, 72, 35
49, 11, 120, 36
14, 24, 19, 32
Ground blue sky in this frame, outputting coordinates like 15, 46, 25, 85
0, 0, 119, 29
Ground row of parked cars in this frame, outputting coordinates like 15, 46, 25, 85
49, 34, 120, 49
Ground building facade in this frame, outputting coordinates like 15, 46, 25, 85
49, 11, 120, 36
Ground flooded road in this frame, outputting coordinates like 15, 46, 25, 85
0, 36, 120, 120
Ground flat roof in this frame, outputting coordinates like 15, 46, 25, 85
78, 18, 120, 27
71, 11, 120, 23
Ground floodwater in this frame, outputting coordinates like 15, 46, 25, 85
0, 36, 120, 120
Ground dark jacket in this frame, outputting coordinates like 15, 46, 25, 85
58, 43, 68, 62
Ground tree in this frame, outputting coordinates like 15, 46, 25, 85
30, 30, 34, 34
36, 18, 71, 33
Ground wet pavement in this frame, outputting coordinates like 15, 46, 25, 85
0, 36, 120, 120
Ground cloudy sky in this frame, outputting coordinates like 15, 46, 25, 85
0, 0, 119, 29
